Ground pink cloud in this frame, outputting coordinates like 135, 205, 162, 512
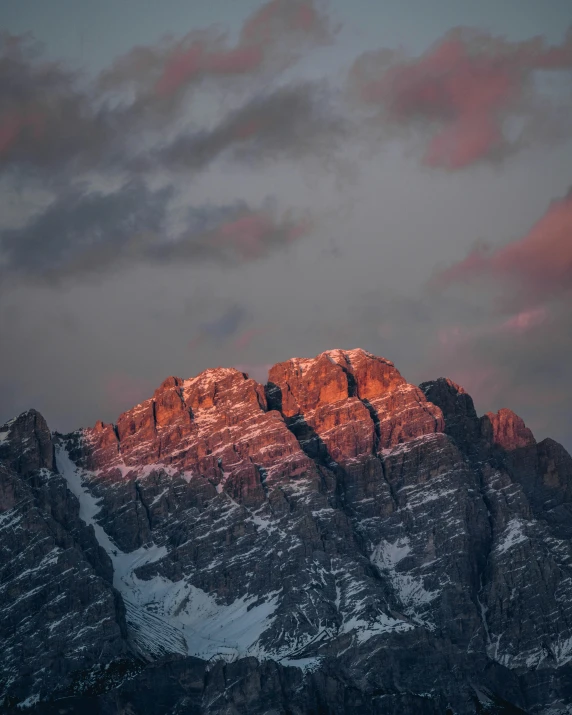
499, 307, 547, 334
240, 0, 325, 47
423, 113, 503, 170
206, 45, 264, 75
218, 214, 272, 257
212, 211, 310, 259
435, 247, 490, 287
155, 0, 330, 97
435, 309, 547, 355
439, 189, 572, 304
0, 111, 44, 157
155, 44, 204, 96
156, 43, 264, 97
233, 326, 270, 350
351, 28, 572, 168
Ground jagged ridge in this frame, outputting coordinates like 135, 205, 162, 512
1, 349, 572, 714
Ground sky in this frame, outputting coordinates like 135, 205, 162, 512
0, 0, 571, 451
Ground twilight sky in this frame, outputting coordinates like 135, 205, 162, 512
1, 0, 571, 451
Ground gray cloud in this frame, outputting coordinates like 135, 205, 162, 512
0, 9, 333, 284
0, 180, 172, 280
0, 180, 311, 282
0, 0, 341, 179
138, 82, 347, 173
0, 33, 99, 171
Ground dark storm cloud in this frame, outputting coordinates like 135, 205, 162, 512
349, 26, 572, 169
0, 180, 311, 281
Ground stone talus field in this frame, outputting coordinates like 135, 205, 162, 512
1, 349, 572, 714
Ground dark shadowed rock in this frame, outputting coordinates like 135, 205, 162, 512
0, 410, 55, 476
420, 377, 483, 457
0, 416, 133, 706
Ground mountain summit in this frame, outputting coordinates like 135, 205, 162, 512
1, 349, 572, 714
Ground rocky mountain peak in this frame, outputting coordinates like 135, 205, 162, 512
0, 408, 55, 476
183, 366, 267, 412
484, 407, 537, 451
267, 348, 405, 415
420, 376, 481, 455
2, 350, 572, 714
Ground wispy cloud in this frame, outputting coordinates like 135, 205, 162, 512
437, 187, 572, 307
137, 82, 346, 173
0, 2, 344, 283
0, 180, 311, 281
423, 188, 572, 441
99, 0, 334, 98
349, 27, 572, 168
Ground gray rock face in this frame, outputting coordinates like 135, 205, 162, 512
0, 410, 55, 477
1, 349, 572, 714
0, 414, 138, 708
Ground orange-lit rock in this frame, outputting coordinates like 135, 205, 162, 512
484, 407, 536, 451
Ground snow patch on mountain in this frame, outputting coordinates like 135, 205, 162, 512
371, 537, 439, 623
56, 445, 281, 663
341, 612, 413, 642
371, 537, 411, 570
495, 518, 528, 554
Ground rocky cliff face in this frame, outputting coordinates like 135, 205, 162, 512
1, 349, 571, 714
0, 411, 137, 709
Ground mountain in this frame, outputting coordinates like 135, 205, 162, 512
1, 348, 572, 714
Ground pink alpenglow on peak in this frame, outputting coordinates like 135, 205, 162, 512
485, 407, 536, 451
79, 350, 446, 484
267, 349, 444, 458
